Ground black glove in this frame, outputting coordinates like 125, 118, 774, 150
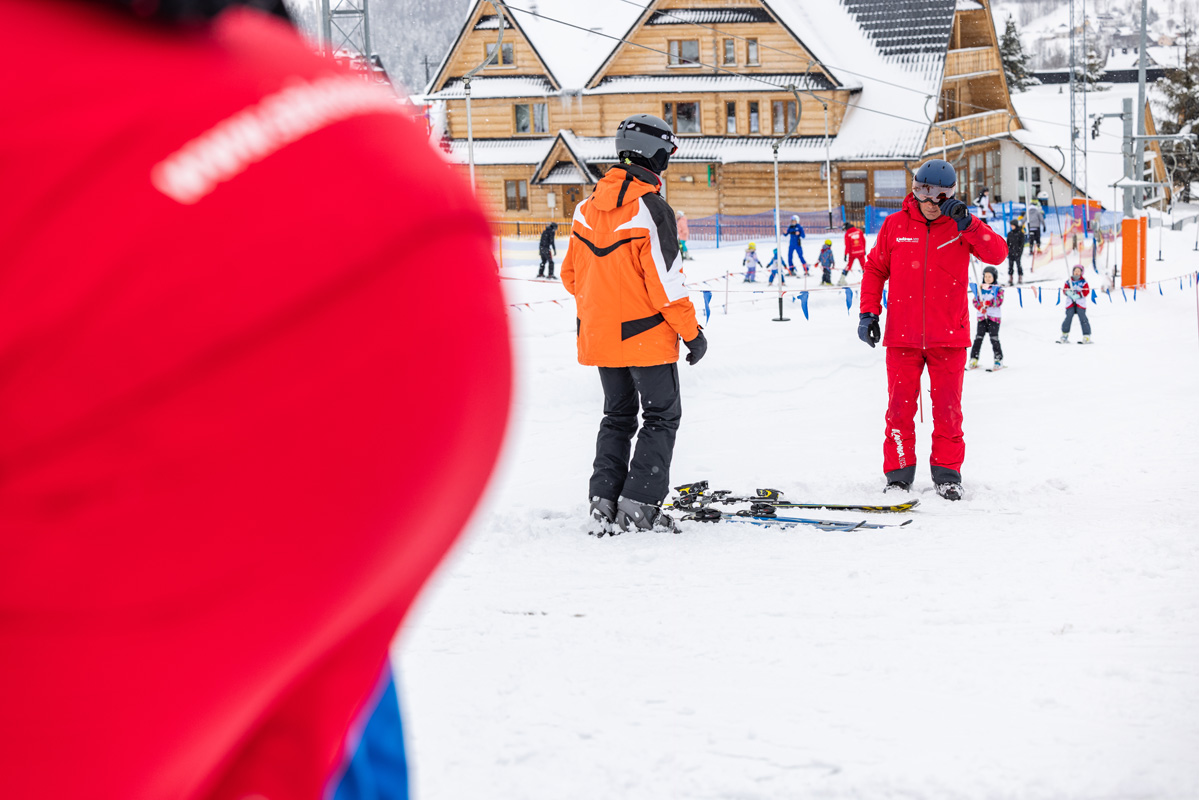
939, 197, 972, 232
857, 312, 880, 348
683, 329, 707, 365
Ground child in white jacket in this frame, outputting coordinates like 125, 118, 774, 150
970, 265, 1004, 369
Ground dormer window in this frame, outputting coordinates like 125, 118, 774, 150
485, 42, 514, 67
668, 40, 700, 67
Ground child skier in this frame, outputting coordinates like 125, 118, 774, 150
969, 265, 1004, 369
1059, 264, 1092, 343
817, 239, 835, 285
785, 214, 807, 273
766, 247, 786, 286
840, 222, 866, 285
1026, 199, 1044, 255
1006, 218, 1025, 284
676, 210, 692, 261
742, 242, 760, 282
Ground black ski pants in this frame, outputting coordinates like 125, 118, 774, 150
538, 247, 555, 278
970, 318, 1003, 361
1062, 306, 1091, 335
1008, 254, 1023, 279
590, 363, 681, 505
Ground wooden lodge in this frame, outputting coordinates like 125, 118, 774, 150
423, 0, 1168, 229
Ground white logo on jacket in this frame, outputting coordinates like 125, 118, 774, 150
895, 237, 920, 243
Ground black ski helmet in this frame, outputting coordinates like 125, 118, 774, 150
913, 159, 957, 190
95, 0, 291, 22
982, 265, 999, 284
616, 114, 679, 174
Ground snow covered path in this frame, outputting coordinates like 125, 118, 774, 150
396, 234, 1199, 799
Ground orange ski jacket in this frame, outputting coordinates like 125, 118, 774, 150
562, 164, 700, 367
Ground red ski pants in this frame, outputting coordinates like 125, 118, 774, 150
883, 346, 967, 481
846, 252, 866, 272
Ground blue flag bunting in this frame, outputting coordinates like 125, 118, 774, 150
702, 290, 712, 324
1091, 289, 1097, 304
1159, 283, 1163, 296
883, 289, 888, 309
844, 286, 853, 311
1121, 288, 1128, 302
969, 282, 978, 300
1017, 287, 1023, 307
799, 290, 810, 320
1106, 288, 1112, 302
1134, 288, 1137, 300
1056, 288, 1061, 306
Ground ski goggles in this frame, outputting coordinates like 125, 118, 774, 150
912, 181, 956, 203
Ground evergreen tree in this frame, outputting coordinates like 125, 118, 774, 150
1000, 16, 1039, 92
1158, 27, 1199, 200
1077, 39, 1109, 91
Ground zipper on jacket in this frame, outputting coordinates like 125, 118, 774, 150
922, 220, 931, 349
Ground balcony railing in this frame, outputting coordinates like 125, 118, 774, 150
945, 47, 1001, 78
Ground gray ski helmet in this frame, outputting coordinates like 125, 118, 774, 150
982, 265, 999, 284
913, 158, 957, 189
616, 114, 679, 174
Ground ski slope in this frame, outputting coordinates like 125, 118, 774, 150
395, 226, 1199, 799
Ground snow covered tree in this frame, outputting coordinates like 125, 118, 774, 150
1157, 28, 1199, 200
1000, 16, 1039, 92
1074, 39, 1108, 91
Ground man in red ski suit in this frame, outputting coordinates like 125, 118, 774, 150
857, 159, 1006, 499
0, 1, 511, 799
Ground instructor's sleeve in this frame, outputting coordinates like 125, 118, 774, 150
859, 220, 893, 316
964, 217, 1007, 265
626, 194, 699, 342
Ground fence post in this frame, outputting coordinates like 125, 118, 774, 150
716, 215, 721, 249
864, 205, 873, 235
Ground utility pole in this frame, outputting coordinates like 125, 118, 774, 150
424, 55, 432, 86
1135, 0, 1148, 208
320, 0, 372, 65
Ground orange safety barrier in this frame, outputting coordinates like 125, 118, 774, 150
1121, 217, 1147, 287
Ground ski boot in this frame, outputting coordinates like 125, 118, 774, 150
935, 482, 964, 501
837, 273, 848, 286
1082, 335, 1091, 344
1058, 334, 1069, 344
588, 496, 617, 537
615, 496, 679, 533
968, 357, 979, 370
884, 480, 911, 493
993, 359, 1002, 369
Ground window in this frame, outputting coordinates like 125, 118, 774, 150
873, 169, 907, 199
505, 179, 528, 211
749, 101, 760, 134
723, 38, 736, 65
772, 100, 797, 134
746, 38, 759, 65
725, 101, 737, 134
485, 42, 514, 66
668, 39, 700, 67
514, 103, 548, 134
663, 101, 700, 134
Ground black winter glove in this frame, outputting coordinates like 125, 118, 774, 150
683, 329, 707, 365
857, 312, 880, 348
939, 197, 972, 232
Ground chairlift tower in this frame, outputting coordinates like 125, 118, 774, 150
1068, 0, 1088, 205
320, 0, 372, 63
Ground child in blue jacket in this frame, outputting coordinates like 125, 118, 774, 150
817, 239, 835, 285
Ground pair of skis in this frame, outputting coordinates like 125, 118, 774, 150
668, 481, 916, 531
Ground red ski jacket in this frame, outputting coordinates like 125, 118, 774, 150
844, 226, 867, 255
860, 194, 1007, 348
0, 3, 510, 799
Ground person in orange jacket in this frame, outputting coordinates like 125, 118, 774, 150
0, 2, 511, 798
562, 113, 706, 535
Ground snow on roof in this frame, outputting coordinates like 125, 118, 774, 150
1105, 47, 1159, 71
501, 0, 650, 91
588, 73, 833, 95
1011, 83, 1159, 203
553, 135, 831, 164
428, 76, 556, 99
445, 137, 555, 165
956, 0, 984, 9
767, 0, 955, 160
541, 163, 590, 184
645, 7, 774, 25
474, 14, 512, 30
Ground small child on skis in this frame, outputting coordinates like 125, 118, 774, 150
766, 247, 786, 286
817, 239, 835, 286
742, 242, 760, 282
969, 265, 1004, 369
1059, 264, 1092, 343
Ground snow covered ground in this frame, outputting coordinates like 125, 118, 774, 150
394, 226, 1199, 799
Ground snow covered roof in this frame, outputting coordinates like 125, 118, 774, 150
1010, 83, 1162, 203
587, 73, 835, 95
645, 7, 774, 25
767, 0, 955, 160
956, 0, 984, 9
473, 14, 512, 30
541, 163, 590, 184
428, 76, 556, 99
501, 0, 650, 91
445, 138, 555, 165
1105, 47, 1159, 71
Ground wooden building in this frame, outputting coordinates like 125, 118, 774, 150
423, 0, 1167, 227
